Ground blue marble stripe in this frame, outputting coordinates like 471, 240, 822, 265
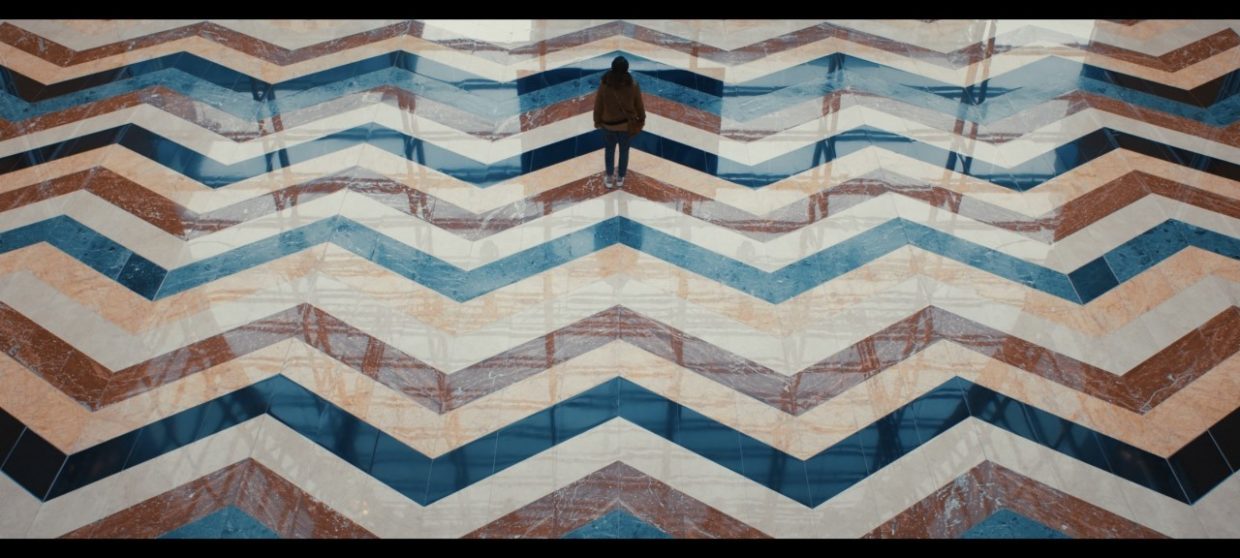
2, 53, 1238, 126
2, 376, 1235, 507
562, 510, 671, 539
159, 506, 279, 539
3, 216, 1239, 305
961, 510, 1070, 539
1, 123, 1237, 193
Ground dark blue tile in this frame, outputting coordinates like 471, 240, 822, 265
46, 430, 141, 499
160, 507, 228, 539
0, 150, 28, 174
219, 506, 280, 539
1168, 433, 1232, 503
161, 506, 279, 539
0, 65, 39, 99
962, 383, 1040, 443
855, 410, 921, 474
961, 509, 1070, 539
368, 434, 432, 504
1068, 257, 1120, 303
514, 70, 551, 93
0, 220, 52, 254
494, 406, 556, 474
1209, 408, 1240, 472
553, 379, 619, 442
0, 407, 23, 467
266, 380, 327, 438
1189, 70, 1240, 108
738, 434, 812, 506
1095, 433, 1187, 502
1103, 221, 1187, 283
563, 510, 670, 539
911, 378, 971, 443
157, 220, 336, 298
194, 381, 274, 439
1023, 404, 1111, 471
618, 380, 677, 439
526, 137, 580, 176
1, 428, 67, 500
574, 131, 605, 159
280, 54, 391, 94
672, 407, 744, 475
424, 432, 497, 504
124, 405, 208, 469
34, 127, 123, 164
1054, 128, 1114, 170
64, 232, 135, 280
310, 404, 380, 472
176, 55, 244, 91
805, 437, 870, 506
1178, 222, 1240, 260
116, 252, 167, 299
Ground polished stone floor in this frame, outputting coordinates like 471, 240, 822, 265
0, 19, 1238, 538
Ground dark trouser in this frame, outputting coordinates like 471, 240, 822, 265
602, 129, 630, 178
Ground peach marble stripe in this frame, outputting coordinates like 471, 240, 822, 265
2, 19, 1231, 76
1, 293, 1236, 419
6, 238, 1240, 347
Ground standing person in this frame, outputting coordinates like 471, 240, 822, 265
593, 55, 645, 189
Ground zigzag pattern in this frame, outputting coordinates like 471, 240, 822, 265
0, 19, 1238, 539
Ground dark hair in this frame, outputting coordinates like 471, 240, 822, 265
602, 55, 633, 87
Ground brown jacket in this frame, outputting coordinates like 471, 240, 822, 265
593, 75, 645, 130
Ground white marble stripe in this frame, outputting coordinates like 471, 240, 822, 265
8, 19, 1216, 62
0, 471, 41, 538
2, 182, 1236, 277
832, 19, 1239, 57
1, 20, 204, 51
5, 254, 1238, 375
210, 20, 413, 51
416, 19, 617, 49
8, 237, 1238, 345
623, 20, 829, 51
22, 416, 266, 539
0, 23, 1232, 90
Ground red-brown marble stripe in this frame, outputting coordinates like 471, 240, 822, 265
0, 21, 415, 68
61, 459, 247, 538
0, 19, 1229, 77
2, 161, 1234, 248
4, 301, 1239, 417
464, 461, 769, 538
865, 460, 1166, 538
59, 459, 376, 538
234, 460, 375, 538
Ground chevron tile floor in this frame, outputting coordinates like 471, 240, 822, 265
0, 19, 1238, 539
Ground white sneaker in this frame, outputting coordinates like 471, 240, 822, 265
604, 174, 616, 188
615, 176, 625, 189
